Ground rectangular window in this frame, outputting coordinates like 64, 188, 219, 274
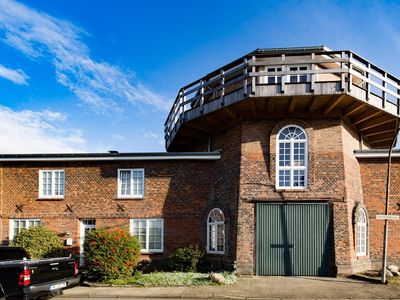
39, 170, 65, 199
288, 65, 309, 83
208, 223, 225, 253
130, 219, 163, 253
259, 66, 282, 84
118, 169, 144, 198
9, 219, 41, 240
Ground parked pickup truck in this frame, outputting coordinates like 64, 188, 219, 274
0, 247, 80, 299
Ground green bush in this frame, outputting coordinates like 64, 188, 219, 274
168, 245, 203, 272
84, 228, 140, 282
11, 226, 64, 259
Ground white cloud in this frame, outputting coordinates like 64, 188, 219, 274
0, 105, 86, 153
141, 130, 159, 139
0, 64, 28, 84
0, 0, 170, 112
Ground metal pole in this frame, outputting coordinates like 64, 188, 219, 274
381, 124, 400, 283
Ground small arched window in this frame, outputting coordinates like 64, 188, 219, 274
276, 125, 308, 189
356, 209, 367, 256
207, 208, 225, 254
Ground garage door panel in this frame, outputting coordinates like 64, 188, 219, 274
256, 203, 332, 276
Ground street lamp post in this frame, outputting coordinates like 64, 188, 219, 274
381, 124, 400, 284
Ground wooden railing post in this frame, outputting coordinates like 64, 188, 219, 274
382, 72, 387, 109
348, 52, 353, 93
178, 90, 183, 122
397, 84, 400, 115
281, 54, 286, 93
340, 51, 346, 91
220, 69, 225, 106
181, 89, 186, 121
310, 53, 315, 92
243, 58, 248, 95
251, 56, 256, 94
366, 63, 371, 101
200, 80, 205, 113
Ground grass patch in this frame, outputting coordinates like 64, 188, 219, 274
105, 272, 237, 287
387, 276, 400, 286
354, 270, 400, 285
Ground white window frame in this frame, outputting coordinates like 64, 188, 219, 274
9, 219, 41, 240
259, 66, 282, 84
117, 168, 144, 199
276, 125, 308, 190
287, 64, 309, 83
38, 170, 65, 199
356, 209, 367, 257
207, 208, 225, 254
130, 218, 163, 253
80, 219, 96, 266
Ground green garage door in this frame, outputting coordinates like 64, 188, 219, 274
256, 203, 332, 276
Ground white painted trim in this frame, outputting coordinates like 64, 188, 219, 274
9, 219, 13, 241
38, 170, 65, 199
356, 209, 367, 257
206, 208, 225, 255
9, 219, 41, 240
354, 152, 400, 158
117, 168, 144, 199
130, 218, 164, 253
275, 125, 308, 190
80, 219, 96, 266
0, 154, 221, 162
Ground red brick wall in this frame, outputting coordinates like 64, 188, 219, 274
209, 124, 242, 266
0, 160, 217, 261
339, 121, 371, 273
234, 118, 371, 274
236, 119, 345, 273
1, 117, 395, 275
359, 158, 400, 268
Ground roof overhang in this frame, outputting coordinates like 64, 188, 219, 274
0, 152, 221, 162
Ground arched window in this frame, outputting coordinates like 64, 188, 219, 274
276, 125, 308, 189
207, 208, 225, 254
356, 209, 367, 256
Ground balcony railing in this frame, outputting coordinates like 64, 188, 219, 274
164, 49, 400, 146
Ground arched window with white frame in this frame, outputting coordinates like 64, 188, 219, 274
356, 209, 367, 256
207, 208, 225, 254
276, 125, 308, 189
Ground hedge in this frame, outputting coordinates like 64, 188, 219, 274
84, 227, 140, 282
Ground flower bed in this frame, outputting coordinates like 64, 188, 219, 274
104, 272, 237, 287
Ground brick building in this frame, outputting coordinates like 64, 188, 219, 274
1, 46, 400, 276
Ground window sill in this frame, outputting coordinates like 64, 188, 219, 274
37, 197, 64, 201
275, 188, 308, 192
140, 250, 163, 255
117, 196, 144, 200
207, 251, 225, 255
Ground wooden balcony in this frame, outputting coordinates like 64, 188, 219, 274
165, 47, 400, 151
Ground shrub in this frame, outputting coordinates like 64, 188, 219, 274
84, 228, 140, 282
168, 245, 203, 272
11, 226, 64, 259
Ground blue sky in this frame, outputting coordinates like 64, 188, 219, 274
0, 0, 399, 153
